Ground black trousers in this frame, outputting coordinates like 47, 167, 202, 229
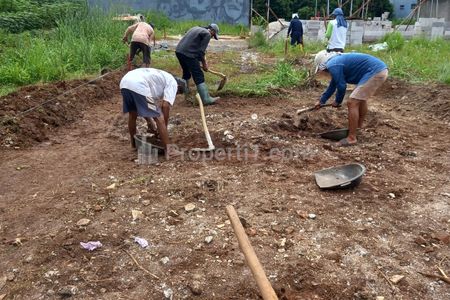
290, 32, 303, 46
130, 41, 151, 64
175, 52, 204, 85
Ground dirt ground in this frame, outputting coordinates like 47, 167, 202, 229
1, 58, 450, 300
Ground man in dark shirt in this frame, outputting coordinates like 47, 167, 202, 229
287, 14, 303, 46
175, 24, 219, 105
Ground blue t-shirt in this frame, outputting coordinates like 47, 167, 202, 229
320, 53, 387, 105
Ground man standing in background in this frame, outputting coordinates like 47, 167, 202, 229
287, 14, 303, 47
325, 8, 348, 53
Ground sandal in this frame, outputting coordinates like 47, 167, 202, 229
336, 138, 357, 147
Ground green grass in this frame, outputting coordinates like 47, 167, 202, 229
0, 9, 128, 89
219, 61, 309, 97
1, 7, 449, 99
350, 35, 450, 84
248, 31, 450, 86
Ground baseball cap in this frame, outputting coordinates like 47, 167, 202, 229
209, 23, 219, 40
314, 50, 331, 74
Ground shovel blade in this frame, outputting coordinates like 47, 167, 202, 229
217, 77, 227, 91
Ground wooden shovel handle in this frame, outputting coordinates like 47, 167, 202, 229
207, 69, 226, 78
226, 205, 278, 300
195, 93, 215, 150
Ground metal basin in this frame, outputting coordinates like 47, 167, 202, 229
319, 128, 349, 141
314, 163, 366, 190
134, 134, 164, 154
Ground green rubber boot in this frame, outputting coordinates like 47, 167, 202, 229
197, 83, 219, 105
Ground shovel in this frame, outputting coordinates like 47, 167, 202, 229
191, 93, 215, 152
207, 69, 227, 91
296, 103, 332, 115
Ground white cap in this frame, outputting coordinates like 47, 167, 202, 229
314, 50, 331, 73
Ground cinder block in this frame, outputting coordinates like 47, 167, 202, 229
431, 26, 444, 37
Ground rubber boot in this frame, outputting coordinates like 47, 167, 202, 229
197, 83, 219, 105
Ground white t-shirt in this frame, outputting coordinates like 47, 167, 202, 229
119, 68, 178, 105
328, 19, 347, 50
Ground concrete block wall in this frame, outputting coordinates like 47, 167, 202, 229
263, 17, 449, 45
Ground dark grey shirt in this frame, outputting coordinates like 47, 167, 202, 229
175, 26, 211, 60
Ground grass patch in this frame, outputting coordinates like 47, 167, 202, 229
220, 61, 309, 97
0, 9, 128, 87
0, 85, 17, 97
350, 37, 450, 84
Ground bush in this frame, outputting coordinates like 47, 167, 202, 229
273, 62, 302, 88
381, 31, 405, 51
249, 30, 267, 48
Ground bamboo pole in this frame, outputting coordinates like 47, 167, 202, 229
226, 205, 278, 300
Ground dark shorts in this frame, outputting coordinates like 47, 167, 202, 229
121, 88, 161, 118
130, 41, 151, 64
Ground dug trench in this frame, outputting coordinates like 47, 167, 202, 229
0, 71, 449, 299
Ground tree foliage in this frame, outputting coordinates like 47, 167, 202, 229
253, 0, 393, 21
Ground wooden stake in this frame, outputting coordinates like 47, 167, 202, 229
226, 205, 278, 300
123, 249, 160, 280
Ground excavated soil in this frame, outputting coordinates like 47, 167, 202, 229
0, 70, 449, 300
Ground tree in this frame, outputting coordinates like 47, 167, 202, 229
253, 0, 393, 20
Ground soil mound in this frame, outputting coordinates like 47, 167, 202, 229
0, 71, 124, 148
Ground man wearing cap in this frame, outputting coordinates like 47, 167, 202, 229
120, 68, 186, 158
175, 24, 220, 105
287, 14, 303, 47
314, 50, 388, 146
325, 8, 347, 53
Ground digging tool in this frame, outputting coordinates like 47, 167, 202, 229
191, 93, 215, 152
207, 69, 227, 91
284, 38, 289, 56
226, 205, 278, 300
296, 103, 332, 115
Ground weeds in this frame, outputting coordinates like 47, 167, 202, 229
249, 30, 267, 48
352, 36, 450, 84
221, 61, 308, 97
381, 31, 405, 51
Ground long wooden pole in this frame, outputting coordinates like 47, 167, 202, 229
226, 205, 278, 300
266, 0, 270, 39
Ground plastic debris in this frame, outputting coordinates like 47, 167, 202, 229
161, 283, 173, 300
80, 241, 102, 251
131, 209, 143, 221
76, 218, 91, 226
184, 203, 196, 212
369, 42, 388, 52
106, 183, 116, 190
134, 237, 149, 248
251, 113, 258, 120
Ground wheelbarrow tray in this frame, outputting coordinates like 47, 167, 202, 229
314, 163, 366, 190
319, 128, 349, 141
134, 134, 165, 154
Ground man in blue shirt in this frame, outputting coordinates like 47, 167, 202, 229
287, 14, 303, 46
314, 50, 388, 146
